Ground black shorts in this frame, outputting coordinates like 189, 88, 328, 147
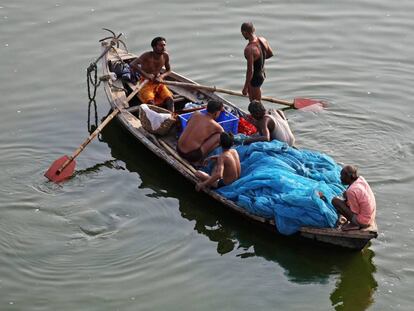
250, 73, 265, 87
216, 179, 226, 188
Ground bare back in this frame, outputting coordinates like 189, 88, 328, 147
244, 37, 273, 62
178, 112, 223, 153
255, 114, 276, 141
220, 149, 241, 184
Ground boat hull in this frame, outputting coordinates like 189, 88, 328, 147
100, 41, 377, 250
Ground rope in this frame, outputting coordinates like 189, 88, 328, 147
84, 30, 128, 139
86, 63, 102, 139
87, 63, 101, 102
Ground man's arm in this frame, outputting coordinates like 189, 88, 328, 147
259, 37, 274, 59
196, 157, 225, 191
243, 119, 271, 144
157, 53, 171, 81
242, 47, 254, 95
345, 188, 360, 215
202, 155, 219, 166
130, 53, 155, 81
216, 122, 225, 133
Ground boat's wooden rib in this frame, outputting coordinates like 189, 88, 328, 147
100, 41, 377, 250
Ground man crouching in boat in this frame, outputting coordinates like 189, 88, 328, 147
329, 165, 377, 230
129, 36, 175, 112
195, 132, 241, 191
241, 100, 295, 146
177, 100, 224, 163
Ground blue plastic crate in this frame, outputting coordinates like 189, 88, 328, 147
178, 109, 239, 136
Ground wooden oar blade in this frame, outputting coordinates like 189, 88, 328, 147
293, 98, 326, 111
44, 155, 76, 183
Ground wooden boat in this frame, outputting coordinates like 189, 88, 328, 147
100, 39, 378, 251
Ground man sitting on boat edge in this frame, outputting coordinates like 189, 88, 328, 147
240, 100, 295, 147
129, 36, 175, 112
321, 165, 376, 230
177, 100, 224, 163
195, 132, 241, 191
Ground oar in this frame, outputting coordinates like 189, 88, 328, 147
45, 80, 148, 183
163, 80, 325, 110
174, 105, 206, 115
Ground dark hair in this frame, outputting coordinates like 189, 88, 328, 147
207, 100, 223, 114
342, 165, 359, 179
220, 132, 234, 150
151, 36, 166, 48
248, 100, 266, 117
241, 22, 254, 33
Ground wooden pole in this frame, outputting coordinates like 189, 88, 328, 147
163, 80, 294, 107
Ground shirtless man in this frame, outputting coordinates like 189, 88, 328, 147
243, 100, 295, 146
241, 22, 274, 101
177, 100, 224, 163
129, 37, 174, 111
195, 132, 241, 191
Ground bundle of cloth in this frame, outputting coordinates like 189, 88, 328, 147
214, 140, 345, 235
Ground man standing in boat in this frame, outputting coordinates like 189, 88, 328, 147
241, 100, 295, 146
329, 165, 376, 230
177, 100, 224, 163
129, 37, 175, 111
241, 22, 274, 101
195, 132, 241, 191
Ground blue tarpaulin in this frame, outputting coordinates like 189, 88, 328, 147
214, 140, 345, 235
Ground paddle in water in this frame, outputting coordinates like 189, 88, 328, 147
45, 80, 148, 183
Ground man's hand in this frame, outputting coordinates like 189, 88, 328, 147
195, 182, 206, 192
203, 155, 219, 166
318, 191, 328, 203
154, 73, 164, 83
146, 73, 156, 81
242, 85, 248, 96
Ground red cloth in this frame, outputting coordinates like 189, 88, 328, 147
238, 116, 257, 135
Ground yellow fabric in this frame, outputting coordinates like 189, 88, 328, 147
138, 79, 173, 106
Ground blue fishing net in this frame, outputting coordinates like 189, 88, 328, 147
214, 140, 344, 235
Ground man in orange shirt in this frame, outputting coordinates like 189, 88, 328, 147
331, 165, 376, 229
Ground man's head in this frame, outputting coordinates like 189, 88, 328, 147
340, 165, 359, 185
241, 22, 255, 39
151, 37, 167, 54
207, 100, 224, 119
248, 100, 266, 120
220, 132, 234, 150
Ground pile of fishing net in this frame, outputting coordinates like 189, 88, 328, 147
215, 140, 345, 235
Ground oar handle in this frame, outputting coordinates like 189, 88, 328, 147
175, 105, 207, 115
56, 79, 148, 174
162, 80, 293, 107
158, 139, 198, 176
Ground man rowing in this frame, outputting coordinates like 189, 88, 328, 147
129, 36, 175, 111
177, 100, 224, 163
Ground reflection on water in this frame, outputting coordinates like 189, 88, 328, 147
100, 118, 377, 311
330, 249, 377, 311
